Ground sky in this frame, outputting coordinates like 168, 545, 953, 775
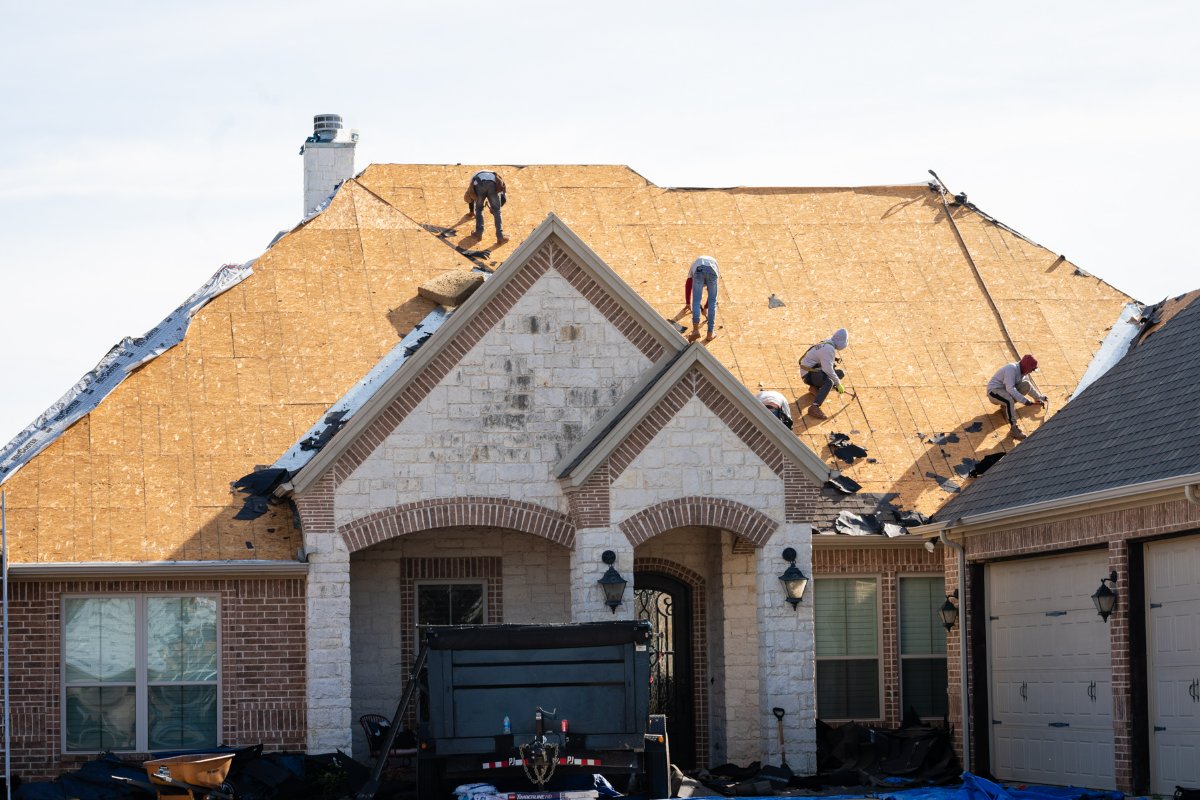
1, 1, 1197, 447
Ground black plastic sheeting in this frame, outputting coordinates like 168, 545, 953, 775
14, 748, 369, 800
834, 511, 884, 535
816, 719, 961, 788
828, 432, 869, 464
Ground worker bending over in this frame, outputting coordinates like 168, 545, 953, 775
986, 354, 1047, 440
756, 390, 793, 429
686, 256, 719, 341
799, 329, 849, 420
464, 170, 507, 241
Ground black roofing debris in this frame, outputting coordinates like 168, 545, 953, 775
825, 474, 863, 494
834, 511, 884, 536
882, 522, 907, 538
953, 458, 977, 478
894, 509, 930, 527
403, 330, 435, 358
300, 410, 348, 451
768, 293, 786, 308
827, 432, 868, 464
968, 452, 1006, 477
919, 432, 960, 445
232, 467, 291, 521
964, 421, 984, 433
925, 471, 962, 494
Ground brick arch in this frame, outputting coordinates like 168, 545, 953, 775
633, 557, 709, 769
338, 497, 576, 552
619, 497, 779, 547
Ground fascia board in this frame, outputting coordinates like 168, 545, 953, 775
558, 345, 831, 488
7, 560, 308, 580
916, 470, 1200, 537
812, 535, 928, 549
291, 214, 685, 494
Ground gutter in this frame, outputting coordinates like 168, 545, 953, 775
6, 560, 308, 581
913, 471, 1200, 537
940, 529, 970, 772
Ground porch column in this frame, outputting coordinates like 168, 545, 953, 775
757, 523, 815, 774
570, 526, 634, 622
305, 528, 354, 752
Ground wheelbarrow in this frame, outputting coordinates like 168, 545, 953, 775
144, 752, 236, 799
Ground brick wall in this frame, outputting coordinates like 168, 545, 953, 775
813, 544, 943, 729
1, 577, 305, 782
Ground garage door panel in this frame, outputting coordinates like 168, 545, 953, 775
1149, 536, 1200, 794
988, 551, 1113, 788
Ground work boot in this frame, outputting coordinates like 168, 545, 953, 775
1010, 425, 1027, 440
808, 404, 828, 420
497, 231, 509, 242
691, 324, 700, 338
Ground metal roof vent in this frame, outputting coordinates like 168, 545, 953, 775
313, 114, 344, 142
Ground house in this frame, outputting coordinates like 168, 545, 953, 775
920, 291, 1200, 794
0, 116, 1131, 780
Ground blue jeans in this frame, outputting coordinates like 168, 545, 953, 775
803, 368, 844, 406
473, 178, 503, 237
691, 265, 718, 333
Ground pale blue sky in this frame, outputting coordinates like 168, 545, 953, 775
1, 0, 1197, 445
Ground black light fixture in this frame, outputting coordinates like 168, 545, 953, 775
597, 550, 628, 613
939, 589, 960, 631
1091, 571, 1118, 622
778, 547, 809, 608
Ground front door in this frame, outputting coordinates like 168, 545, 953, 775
634, 572, 696, 768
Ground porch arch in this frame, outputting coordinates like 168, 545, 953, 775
619, 496, 779, 547
339, 496, 576, 552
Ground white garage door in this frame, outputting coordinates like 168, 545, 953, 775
988, 550, 1114, 788
1147, 535, 1200, 794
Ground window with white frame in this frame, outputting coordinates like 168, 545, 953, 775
416, 583, 485, 627
814, 577, 880, 720
899, 576, 948, 718
63, 595, 218, 752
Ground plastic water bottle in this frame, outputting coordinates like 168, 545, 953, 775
503, 715, 511, 734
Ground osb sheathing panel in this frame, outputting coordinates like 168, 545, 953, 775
3, 166, 1132, 562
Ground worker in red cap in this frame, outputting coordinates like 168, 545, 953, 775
986, 354, 1048, 440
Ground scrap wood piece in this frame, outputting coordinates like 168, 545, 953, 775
417, 270, 486, 306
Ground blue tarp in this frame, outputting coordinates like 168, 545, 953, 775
670, 772, 1124, 800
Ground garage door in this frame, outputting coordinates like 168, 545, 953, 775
1147, 535, 1200, 794
987, 550, 1114, 788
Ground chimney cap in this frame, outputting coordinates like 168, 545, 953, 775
313, 114, 344, 141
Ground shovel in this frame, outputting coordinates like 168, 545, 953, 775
756, 707, 794, 787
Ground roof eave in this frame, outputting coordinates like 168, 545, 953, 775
916, 471, 1200, 537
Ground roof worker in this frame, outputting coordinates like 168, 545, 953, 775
798, 328, 849, 420
986, 354, 1048, 441
464, 170, 507, 241
756, 390, 793, 430
686, 255, 719, 342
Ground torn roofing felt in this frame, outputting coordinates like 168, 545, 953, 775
232, 307, 451, 520
0, 261, 254, 483
935, 289, 1200, 522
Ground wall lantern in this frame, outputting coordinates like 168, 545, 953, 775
1091, 571, 1119, 622
778, 547, 810, 608
939, 589, 960, 631
597, 550, 628, 613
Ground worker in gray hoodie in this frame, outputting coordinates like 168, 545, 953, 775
798, 328, 849, 419
986, 354, 1047, 440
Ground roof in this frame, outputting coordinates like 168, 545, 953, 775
934, 291, 1200, 522
0, 165, 1131, 562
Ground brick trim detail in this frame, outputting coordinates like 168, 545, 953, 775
339, 497, 576, 552
329, 237, 664, 487
634, 557, 709, 770
620, 497, 779, 547
608, 374, 695, 479
564, 462, 612, 528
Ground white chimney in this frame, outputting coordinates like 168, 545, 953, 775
300, 113, 358, 217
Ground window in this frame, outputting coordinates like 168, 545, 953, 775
64, 595, 218, 752
899, 577, 948, 718
815, 577, 880, 719
416, 583, 485, 627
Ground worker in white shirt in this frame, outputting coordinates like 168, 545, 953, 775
756, 390, 793, 430
986, 354, 1047, 440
